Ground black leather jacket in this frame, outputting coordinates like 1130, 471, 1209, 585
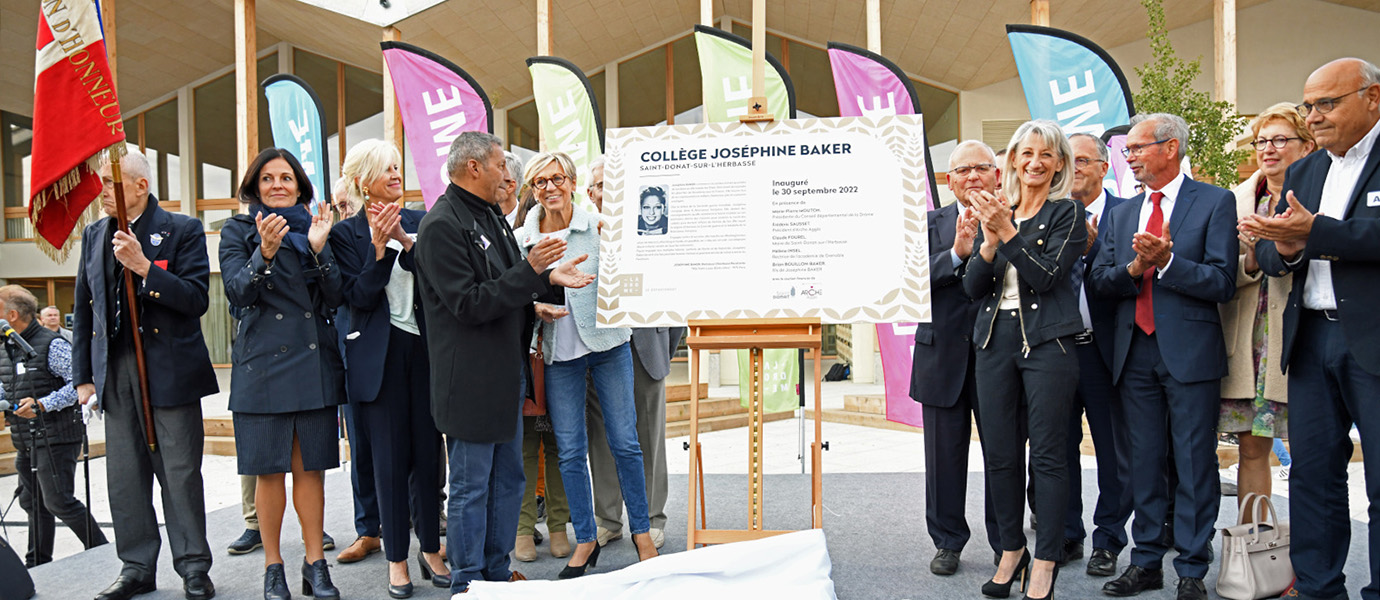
963, 197, 1087, 353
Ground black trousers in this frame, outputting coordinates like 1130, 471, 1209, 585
975, 312, 1078, 562
16, 438, 107, 565
359, 328, 442, 562
1288, 312, 1380, 600
1064, 341, 1132, 552
922, 351, 1001, 555
1120, 330, 1219, 579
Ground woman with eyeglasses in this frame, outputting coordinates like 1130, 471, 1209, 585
514, 151, 659, 579
963, 120, 1086, 600
221, 148, 343, 600
1221, 103, 1315, 514
328, 139, 450, 598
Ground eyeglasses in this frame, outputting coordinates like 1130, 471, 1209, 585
1074, 158, 1106, 169
1121, 139, 1171, 158
531, 174, 568, 189
1296, 87, 1370, 117
332, 202, 351, 212
1250, 136, 1303, 151
589, 182, 604, 191
949, 164, 996, 177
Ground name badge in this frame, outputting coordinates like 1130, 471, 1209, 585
1368, 191, 1380, 207
15, 362, 26, 375
478, 234, 492, 250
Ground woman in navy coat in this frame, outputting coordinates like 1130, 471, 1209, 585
221, 148, 344, 600
328, 139, 448, 598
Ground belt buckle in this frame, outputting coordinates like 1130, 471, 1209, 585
1073, 330, 1094, 345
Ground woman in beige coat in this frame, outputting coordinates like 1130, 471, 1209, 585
1221, 102, 1315, 510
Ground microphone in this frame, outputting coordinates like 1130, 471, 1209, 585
0, 319, 36, 359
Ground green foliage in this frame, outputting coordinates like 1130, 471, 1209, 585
1132, 0, 1249, 185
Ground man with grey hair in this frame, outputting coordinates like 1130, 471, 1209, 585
1245, 57, 1380, 600
1091, 113, 1237, 600
910, 139, 1002, 576
1, 285, 107, 567
40, 305, 72, 342
77, 149, 219, 600
501, 151, 524, 227
415, 131, 594, 593
1061, 132, 1132, 577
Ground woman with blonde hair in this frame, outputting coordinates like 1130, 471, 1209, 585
328, 139, 448, 598
964, 120, 1086, 600
1221, 103, 1315, 509
515, 151, 658, 579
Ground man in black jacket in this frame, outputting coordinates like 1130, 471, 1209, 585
74, 151, 219, 600
415, 132, 593, 594
0, 285, 107, 567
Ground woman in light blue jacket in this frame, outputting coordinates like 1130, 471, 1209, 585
515, 152, 657, 578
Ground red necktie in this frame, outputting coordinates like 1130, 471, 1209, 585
1134, 192, 1164, 335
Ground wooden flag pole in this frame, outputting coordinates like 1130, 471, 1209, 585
741, 0, 773, 123
109, 150, 158, 452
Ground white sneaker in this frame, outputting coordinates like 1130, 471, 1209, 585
596, 526, 623, 547
1277, 465, 1291, 481
650, 527, 665, 549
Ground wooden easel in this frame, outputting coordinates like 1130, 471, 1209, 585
685, 318, 824, 549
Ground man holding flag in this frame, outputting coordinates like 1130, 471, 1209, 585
31, 2, 219, 599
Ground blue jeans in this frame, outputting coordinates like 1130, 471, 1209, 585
445, 410, 524, 592
544, 342, 651, 544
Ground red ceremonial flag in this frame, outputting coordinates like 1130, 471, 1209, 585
30, 0, 126, 260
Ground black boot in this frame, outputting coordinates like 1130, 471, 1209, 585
301, 558, 340, 599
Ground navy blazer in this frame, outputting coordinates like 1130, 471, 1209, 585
909, 202, 980, 408
1082, 192, 1130, 369
72, 196, 218, 408
1256, 135, 1380, 376
1090, 177, 1238, 384
221, 214, 345, 414
329, 208, 426, 405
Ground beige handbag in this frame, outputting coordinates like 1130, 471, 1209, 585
1217, 492, 1293, 599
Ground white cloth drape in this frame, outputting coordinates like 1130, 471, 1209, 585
462, 529, 837, 600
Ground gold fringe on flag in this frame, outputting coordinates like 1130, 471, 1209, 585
31, 144, 128, 263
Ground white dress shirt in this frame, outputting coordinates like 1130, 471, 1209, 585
1302, 117, 1380, 310
1078, 190, 1107, 329
1136, 171, 1186, 278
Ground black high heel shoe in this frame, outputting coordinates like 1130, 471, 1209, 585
301, 558, 341, 599
386, 561, 413, 599
418, 551, 452, 588
557, 542, 601, 579
981, 549, 1031, 598
1022, 564, 1060, 600
263, 563, 289, 600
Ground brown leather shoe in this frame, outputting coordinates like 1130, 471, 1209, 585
508, 571, 527, 582
336, 535, 381, 563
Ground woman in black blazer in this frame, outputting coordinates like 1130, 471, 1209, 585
328, 139, 448, 598
221, 148, 343, 600
963, 120, 1086, 600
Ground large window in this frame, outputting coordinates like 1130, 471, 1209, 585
2, 111, 33, 240
139, 99, 182, 211
194, 53, 278, 231
619, 46, 667, 128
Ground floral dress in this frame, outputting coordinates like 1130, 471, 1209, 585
1219, 182, 1288, 438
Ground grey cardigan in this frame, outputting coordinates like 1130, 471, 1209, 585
515, 202, 631, 363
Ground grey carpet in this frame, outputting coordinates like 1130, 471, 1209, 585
20, 469, 1369, 599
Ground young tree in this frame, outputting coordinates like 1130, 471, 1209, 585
1134, 0, 1249, 185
